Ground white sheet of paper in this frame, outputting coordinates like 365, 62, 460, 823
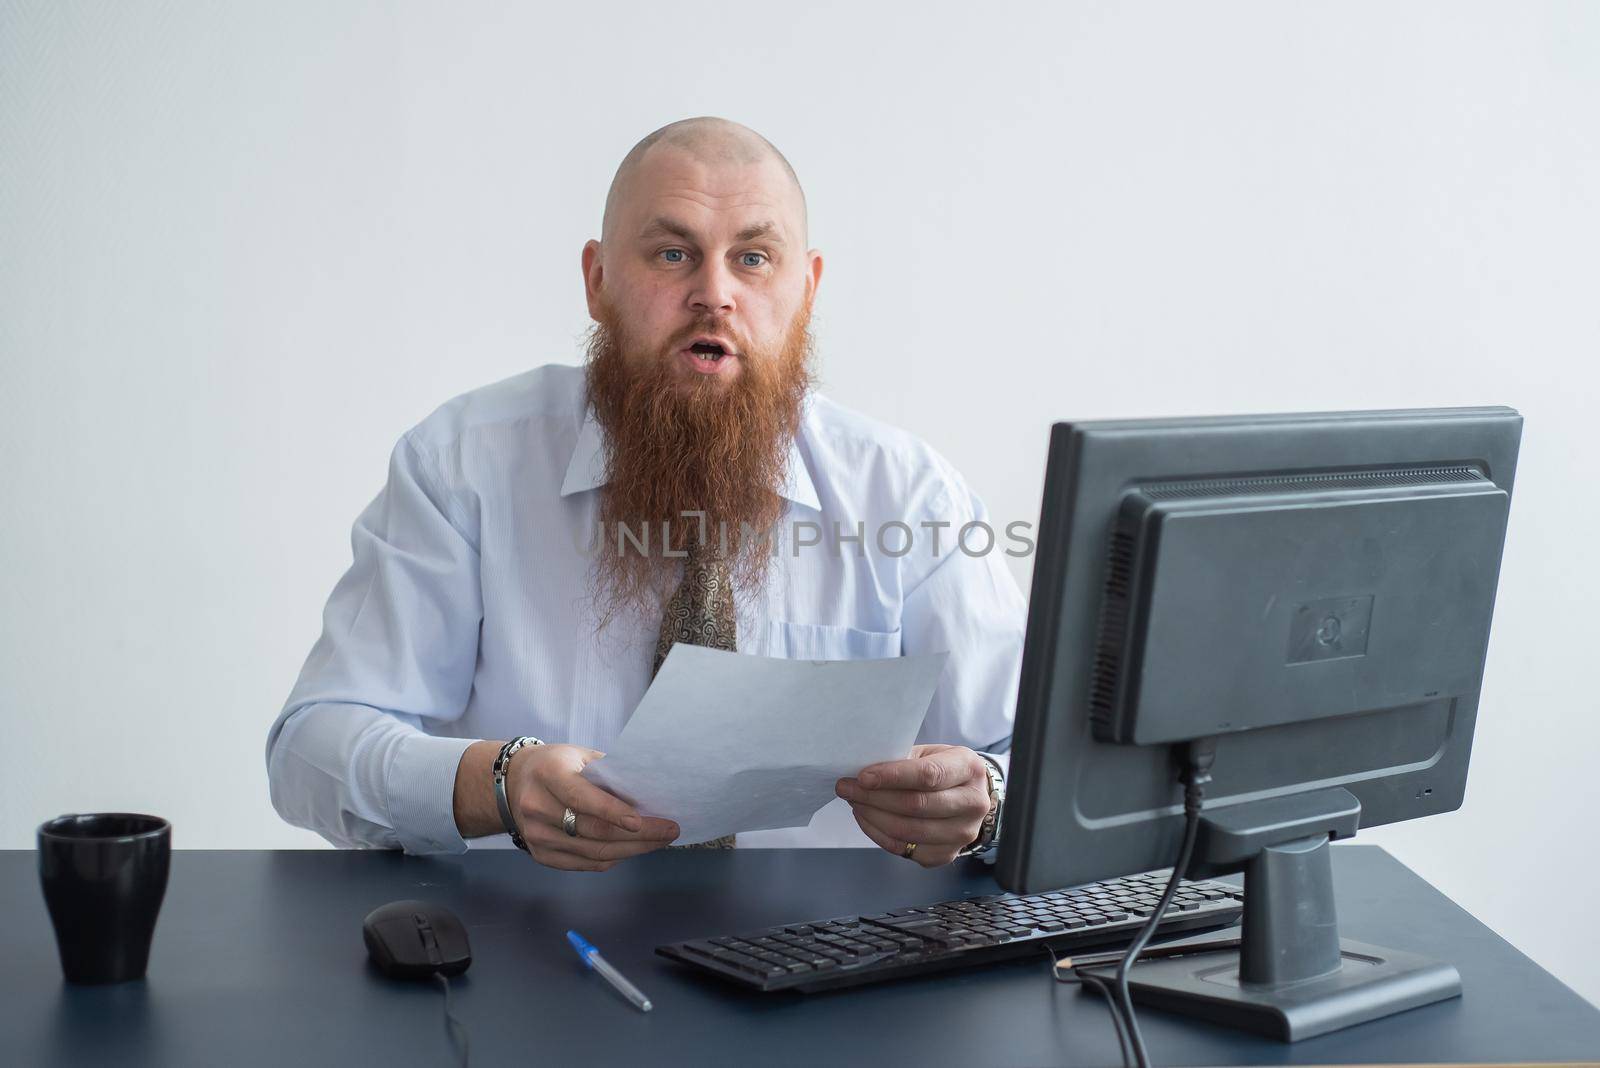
582, 644, 948, 844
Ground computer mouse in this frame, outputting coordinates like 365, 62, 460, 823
363, 899, 472, 979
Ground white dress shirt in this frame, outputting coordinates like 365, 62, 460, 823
266, 363, 1026, 854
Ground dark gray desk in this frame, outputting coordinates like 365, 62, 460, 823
2, 845, 1596, 1066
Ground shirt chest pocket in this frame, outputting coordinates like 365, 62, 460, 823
765, 619, 902, 660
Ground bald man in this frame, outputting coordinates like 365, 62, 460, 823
267, 117, 1027, 871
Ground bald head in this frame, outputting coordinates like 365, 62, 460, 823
601, 116, 807, 246
580, 116, 823, 399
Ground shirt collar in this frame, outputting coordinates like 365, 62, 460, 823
559, 404, 822, 512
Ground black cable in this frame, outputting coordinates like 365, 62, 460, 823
1044, 942, 1132, 1064
1114, 737, 1216, 1068
1112, 802, 1201, 1066
1056, 737, 1217, 1068
434, 972, 470, 1067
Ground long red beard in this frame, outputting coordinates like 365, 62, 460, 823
582, 292, 816, 625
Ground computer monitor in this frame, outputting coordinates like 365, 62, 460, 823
995, 406, 1521, 1041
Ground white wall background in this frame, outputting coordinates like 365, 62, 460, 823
3, 0, 1596, 1006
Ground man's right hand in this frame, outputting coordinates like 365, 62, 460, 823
505, 743, 680, 871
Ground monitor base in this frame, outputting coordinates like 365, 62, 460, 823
1081, 805, 1463, 1042
1113, 938, 1462, 1042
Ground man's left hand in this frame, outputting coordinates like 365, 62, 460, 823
835, 744, 992, 868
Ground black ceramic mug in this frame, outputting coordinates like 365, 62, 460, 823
37, 813, 171, 984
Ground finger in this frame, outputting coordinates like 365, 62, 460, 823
527, 845, 613, 872
524, 822, 674, 863
836, 779, 985, 819
851, 807, 956, 868
549, 774, 645, 832
857, 748, 982, 792
573, 813, 679, 842
852, 805, 910, 858
516, 786, 660, 836
513, 798, 674, 850
851, 803, 975, 847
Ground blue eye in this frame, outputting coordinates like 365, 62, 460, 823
741, 252, 767, 267
661, 249, 686, 263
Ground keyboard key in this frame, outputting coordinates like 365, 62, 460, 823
772, 945, 813, 961
868, 919, 943, 938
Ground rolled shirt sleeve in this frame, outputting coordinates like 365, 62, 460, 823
266, 432, 483, 854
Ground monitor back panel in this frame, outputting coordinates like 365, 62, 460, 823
996, 407, 1522, 895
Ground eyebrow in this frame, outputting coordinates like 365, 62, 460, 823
638, 216, 786, 246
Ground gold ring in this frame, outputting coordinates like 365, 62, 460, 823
562, 807, 579, 838
902, 841, 918, 859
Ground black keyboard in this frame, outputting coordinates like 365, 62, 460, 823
657, 870, 1244, 993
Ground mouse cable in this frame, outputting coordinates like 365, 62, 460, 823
433, 972, 471, 1067
1050, 737, 1217, 1068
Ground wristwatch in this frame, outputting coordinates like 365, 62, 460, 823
492, 736, 544, 852
956, 754, 1005, 858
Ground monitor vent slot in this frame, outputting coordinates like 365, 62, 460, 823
1139, 465, 1485, 501
1088, 529, 1136, 732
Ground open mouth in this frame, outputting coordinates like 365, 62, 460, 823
682, 339, 737, 373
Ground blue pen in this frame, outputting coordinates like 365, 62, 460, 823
566, 930, 653, 1012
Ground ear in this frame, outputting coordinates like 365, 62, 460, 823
805, 248, 824, 303
582, 240, 603, 320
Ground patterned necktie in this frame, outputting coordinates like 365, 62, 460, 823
654, 543, 738, 849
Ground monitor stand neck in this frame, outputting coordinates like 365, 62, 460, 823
1100, 786, 1462, 1042
1238, 833, 1342, 986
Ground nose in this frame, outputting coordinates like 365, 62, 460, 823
687, 256, 737, 316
